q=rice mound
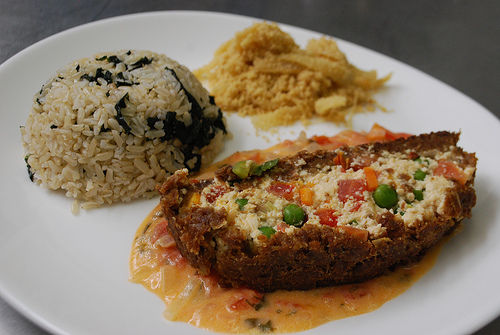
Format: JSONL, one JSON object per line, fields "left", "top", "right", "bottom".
{"left": 21, "top": 50, "right": 227, "bottom": 210}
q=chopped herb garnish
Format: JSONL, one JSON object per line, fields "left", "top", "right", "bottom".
{"left": 36, "top": 98, "right": 41, "bottom": 105}
{"left": 209, "top": 95, "right": 216, "bottom": 104}
{"left": 58, "top": 76, "right": 64, "bottom": 80}
{"left": 50, "top": 124, "right": 57, "bottom": 129}
{"left": 75, "top": 64, "right": 80, "bottom": 72}
{"left": 414, "top": 169, "right": 427, "bottom": 181}
{"left": 413, "top": 189, "right": 424, "bottom": 201}
{"left": 130, "top": 56, "right": 153, "bottom": 70}
{"left": 146, "top": 116, "right": 160, "bottom": 129}
{"left": 151, "top": 66, "right": 226, "bottom": 172}
{"left": 96, "top": 55, "right": 107, "bottom": 61}
{"left": 349, "top": 219, "right": 359, "bottom": 225}
{"left": 245, "top": 318, "right": 273, "bottom": 332}
{"left": 246, "top": 295, "right": 266, "bottom": 311}
{"left": 258, "top": 320, "right": 273, "bottom": 332}
{"left": 232, "top": 159, "right": 279, "bottom": 179}
{"left": 105, "top": 91, "right": 110, "bottom": 97}
{"left": 24, "top": 155, "right": 34, "bottom": 182}
{"left": 80, "top": 67, "right": 112, "bottom": 85}
{"left": 117, "top": 72, "right": 125, "bottom": 80}
{"left": 114, "top": 93, "right": 131, "bottom": 134}
{"left": 80, "top": 73, "right": 94, "bottom": 82}
{"left": 126, "top": 50, "right": 131, "bottom": 55}
{"left": 414, "top": 157, "right": 430, "bottom": 165}
{"left": 258, "top": 226, "right": 276, "bottom": 238}
{"left": 106, "top": 55, "right": 121, "bottom": 65}
{"left": 142, "top": 221, "right": 152, "bottom": 234}
{"left": 235, "top": 198, "right": 248, "bottom": 210}
{"left": 251, "top": 159, "right": 279, "bottom": 176}
{"left": 116, "top": 81, "right": 135, "bottom": 87}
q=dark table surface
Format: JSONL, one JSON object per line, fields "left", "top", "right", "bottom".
{"left": 0, "top": 1, "right": 498, "bottom": 334}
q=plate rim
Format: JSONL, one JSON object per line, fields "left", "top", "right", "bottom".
{"left": 0, "top": 9, "right": 499, "bottom": 335}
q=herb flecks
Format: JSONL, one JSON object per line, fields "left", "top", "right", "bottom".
{"left": 80, "top": 67, "right": 112, "bottom": 85}
{"left": 24, "top": 155, "right": 34, "bottom": 182}
{"left": 106, "top": 55, "right": 121, "bottom": 65}
{"left": 244, "top": 318, "right": 274, "bottom": 332}
{"left": 114, "top": 93, "right": 131, "bottom": 134}
{"left": 130, "top": 57, "right": 153, "bottom": 70}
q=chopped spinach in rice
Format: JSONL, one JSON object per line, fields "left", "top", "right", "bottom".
{"left": 21, "top": 50, "right": 228, "bottom": 211}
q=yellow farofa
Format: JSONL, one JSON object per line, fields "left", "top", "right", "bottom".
{"left": 195, "top": 23, "right": 390, "bottom": 130}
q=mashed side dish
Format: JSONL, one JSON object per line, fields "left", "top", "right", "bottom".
{"left": 195, "top": 22, "right": 390, "bottom": 130}
{"left": 21, "top": 50, "right": 227, "bottom": 211}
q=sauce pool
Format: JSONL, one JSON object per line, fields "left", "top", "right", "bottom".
{"left": 130, "top": 204, "right": 446, "bottom": 333}
{"left": 129, "top": 125, "right": 444, "bottom": 333}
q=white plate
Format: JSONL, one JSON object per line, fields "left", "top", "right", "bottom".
{"left": 0, "top": 10, "right": 499, "bottom": 335}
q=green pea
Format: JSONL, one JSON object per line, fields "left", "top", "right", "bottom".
{"left": 232, "top": 160, "right": 256, "bottom": 179}
{"left": 413, "top": 169, "right": 427, "bottom": 181}
{"left": 258, "top": 226, "right": 276, "bottom": 238}
{"left": 283, "top": 204, "right": 305, "bottom": 227}
{"left": 413, "top": 189, "right": 424, "bottom": 201}
{"left": 235, "top": 198, "right": 248, "bottom": 210}
{"left": 373, "top": 184, "right": 399, "bottom": 209}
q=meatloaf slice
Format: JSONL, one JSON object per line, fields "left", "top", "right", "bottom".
{"left": 158, "top": 132, "right": 477, "bottom": 292}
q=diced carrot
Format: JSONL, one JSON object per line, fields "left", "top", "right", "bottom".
{"left": 338, "top": 226, "right": 369, "bottom": 241}
{"left": 299, "top": 187, "right": 314, "bottom": 206}
{"left": 363, "top": 167, "right": 378, "bottom": 191}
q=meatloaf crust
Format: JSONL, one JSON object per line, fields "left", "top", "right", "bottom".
{"left": 159, "top": 132, "right": 477, "bottom": 292}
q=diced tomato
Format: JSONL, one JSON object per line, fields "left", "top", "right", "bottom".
{"left": 337, "top": 179, "right": 367, "bottom": 203}
{"left": 205, "top": 185, "right": 228, "bottom": 203}
{"left": 160, "top": 246, "right": 186, "bottom": 267}
{"left": 366, "top": 123, "right": 412, "bottom": 142}
{"left": 334, "top": 130, "right": 370, "bottom": 146}
{"left": 315, "top": 208, "right": 338, "bottom": 227}
{"left": 267, "top": 182, "right": 295, "bottom": 200}
{"left": 228, "top": 289, "right": 264, "bottom": 311}
{"left": 434, "top": 160, "right": 468, "bottom": 185}
{"left": 312, "top": 135, "right": 332, "bottom": 145}
{"left": 151, "top": 219, "right": 169, "bottom": 244}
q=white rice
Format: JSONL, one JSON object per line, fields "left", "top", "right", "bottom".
{"left": 21, "top": 50, "right": 227, "bottom": 211}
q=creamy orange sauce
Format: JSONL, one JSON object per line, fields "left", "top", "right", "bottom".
{"left": 129, "top": 125, "right": 443, "bottom": 333}
{"left": 130, "top": 204, "right": 446, "bottom": 333}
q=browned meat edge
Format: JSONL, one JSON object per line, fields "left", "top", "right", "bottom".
{"left": 158, "top": 132, "right": 477, "bottom": 292}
